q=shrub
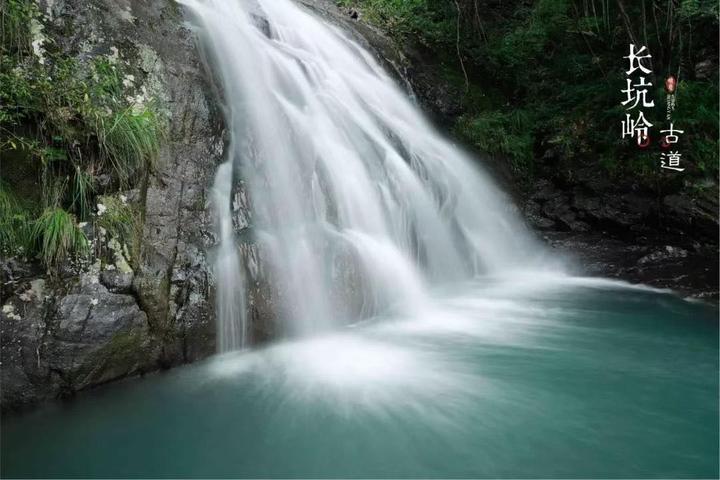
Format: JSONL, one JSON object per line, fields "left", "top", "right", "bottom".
{"left": 673, "top": 80, "right": 719, "bottom": 177}
{"left": 0, "top": 0, "right": 35, "bottom": 56}
{"left": 456, "top": 109, "right": 533, "bottom": 175}
{"left": 1, "top": 0, "right": 168, "bottom": 274}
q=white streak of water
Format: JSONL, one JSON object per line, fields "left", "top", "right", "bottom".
{"left": 183, "top": 0, "right": 561, "bottom": 350}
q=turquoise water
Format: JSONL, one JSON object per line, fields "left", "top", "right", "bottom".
{"left": 2, "top": 278, "right": 718, "bottom": 478}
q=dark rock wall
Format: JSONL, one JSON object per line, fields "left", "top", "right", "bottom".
{"left": 2, "top": 0, "right": 228, "bottom": 410}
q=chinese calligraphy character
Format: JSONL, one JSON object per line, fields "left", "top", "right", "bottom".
{"left": 624, "top": 44, "right": 652, "bottom": 75}
{"left": 621, "top": 77, "right": 655, "bottom": 109}
{"left": 660, "top": 123, "right": 684, "bottom": 144}
{"left": 660, "top": 151, "right": 684, "bottom": 172}
{"left": 622, "top": 112, "right": 653, "bottom": 143}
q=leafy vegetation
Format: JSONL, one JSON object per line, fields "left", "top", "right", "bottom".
{"left": 72, "top": 165, "right": 95, "bottom": 221}
{"left": 0, "top": 0, "right": 35, "bottom": 56}
{"left": 32, "top": 207, "right": 89, "bottom": 271}
{"left": 456, "top": 109, "right": 533, "bottom": 175}
{"left": 341, "top": 0, "right": 718, "bottom": 187}
{"left": 98, "top": 105, "right": 164, "bottom": 183}
{"left": 0, "top": 182, "right": 34, "bottom": 256}
{"left": 1, "top": 0, "right": 166, "bottom": 273}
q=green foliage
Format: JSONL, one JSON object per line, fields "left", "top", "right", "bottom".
{"left": 0, "top": 0, "right": 36, "bottom": 56}
{"left": 347, "top": 0, "right": 719, "bottom": 189}
{"left": 0, "top": 1, "right": 166, "bottom": 272}
{"left": 456, "top": 110, "right": 533, "bottom": 175}
{"left": 677, "top": 0, "right": 718, "bottom": 21}
{"left": 43, "top": 174, "right": 68, "bottom": 209}
{"left": 90, "top": 57, "right": 123, "bottom": 102}
{"left": 32, "top": 207, "right": 89, "bottom": 271}
{"left": 488, "top": 0, "right": 571, "bottom": 74}
{"left": 0, "top": 183, "right": 34, "bottom": 256}
{"left": 97, "top": 105, "right": 164, "bottom": 183}
{"left": 673, "top": 80, "right": 719, "bottom": 176}
{"left": 338, "top": 0, "right": 456, "bottom": 46}
{"left": 72, "top": 166, "right": 95, "bottom": 221}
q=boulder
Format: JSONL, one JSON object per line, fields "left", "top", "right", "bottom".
{"left": 1, "top": 277, "right": 158, "bottom": 409}
{"left": 47, "top": 282, "right": 157, "bottom": 392}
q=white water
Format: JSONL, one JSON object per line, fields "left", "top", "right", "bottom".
{"left": 184, "top": 0, "right": 559, "bottom": 350}
{"left": 212, "top": 161, "right": 247, "bottom": 350}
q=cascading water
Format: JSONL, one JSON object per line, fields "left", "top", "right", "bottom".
{"left": 186, "top": 0, "right": 555, "bottom": 349}
{"left": 212, "top": 160, "right": 247, "bottom": 351}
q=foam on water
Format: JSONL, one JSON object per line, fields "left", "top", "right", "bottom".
{"left": 201, "top": 273, "right": 668, "bottom": 416}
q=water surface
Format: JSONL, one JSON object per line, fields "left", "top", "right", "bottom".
{"left": 3, "top": 279, "right": 717, "bottom": 478}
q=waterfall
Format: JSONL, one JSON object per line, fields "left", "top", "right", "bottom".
{"left": 184, "top": 0, "right": 554, "bottom": 350}
{"left": 212, "top": 160, "right": 247, "bottom": 351}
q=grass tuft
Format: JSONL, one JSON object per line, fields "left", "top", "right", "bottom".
{"left": 32, "top": 207, "right": 89, "bottom": 271}
{"left": 97, "top": 105, "right": 165, "bottom": 183}
{"left": 72, "top": 165, "right": 95, "bottom": 221}
{"left": 0, "top": 183, "right": 34, "bottom": 256}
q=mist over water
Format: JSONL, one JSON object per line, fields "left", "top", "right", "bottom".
{"left": 187, "top": 0, "right": 556, "bottom": 348}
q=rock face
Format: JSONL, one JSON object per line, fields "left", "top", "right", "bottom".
{"left": 2, "top": 276, "right": 158, "bottom": 406}
{"left": 1, "top": 0, "right": 228, "bottom": 410}
{"left": 1, "top": 0, "right": 464, "bottom": 411}
{"left": 523, "top": 167, "right": 719, "bottom": 298}
{"left": 1, "top": 0, "right": 378, "bottom": 411}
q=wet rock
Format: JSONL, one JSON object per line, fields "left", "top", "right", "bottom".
{"left": 637, "top": 245, "right": 689, "bottom": 265}
{"left": 527, "top": 214, "right": 557, "bottom": 230}
{"left": 231, "top": 182, "right": 252, "bottom": 234}
{"left": 545, "top": 232, "right": 718, "bottom": 300}
{"left": 541, "top": 195, "right": 590, "bottom": 231}
{"left": 407, "top": 66, "right": 464, "bottom": 120}
{"left": 99, "top": 270, "right": 134, "bottom": 293}
{"left": 531, "top": 179, "right": 562, "bottom": 202}
{"left": 2, "top": 0, "right": 236, "bottom": 410}
{"left": 1, "top": 276, "right": 162, "bottom": 409}
{"left": 0, "top": 294, "right": 50, "bottom": 407}
{"left": 524, "top": 200, "right": 557, "bottom": 230}
{"left": 47, "top": 283, "right": 157, "bottom": 392}
{"left": 663, "top": 193, "right": 718, "bottom": 242}
{"left": 250, "top": 13, "right": 272, "bottom": 38}
{"left": 573, "top": 194, "right": 642, "bottom": 228}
